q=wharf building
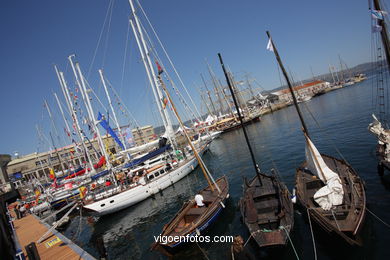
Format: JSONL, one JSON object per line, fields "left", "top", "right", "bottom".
{"left": 268, "top": 80, "right": 330, "bottom": 103}
{"left": 131, "top": 125, "right": 157, "bottom": 146}
{"left": 6, "top": 136, "right": 117, "bottom": 188}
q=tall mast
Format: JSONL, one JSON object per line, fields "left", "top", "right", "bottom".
{"left": 157, "top": 73, "right": 220, "bottom": 193}
{"left": 99, "top": 69, "right": 130, "bottom": 159}
{"left": 266, "top": 31, "right": 310, "bottom": 136}
{"left": 71, "top": 58, "right": 112, "bottom": 170}
{"left": 329, "top": 65, "right": 336, "bottom": 85}
{"left": 197, "top": 88, "right": 212, "bottom": 116}
{"left": 207, "top": 63, "right": 225, "bottom": 115}
{"left": 218, "top": 53, "right": 262, "bottom": 185}
{"left": 373, "top": 0, "right": 390, "bottom": 69}
{"left": 53, "top": 92, "right": 71, "bottom": 138}
{"left": 128, "top": 0, "right": 175, "bottom": 146}
{"left": 200, "top": 73, "right": 217, "bottom": 116}
{"left": 55, "top": 67, "right": 95, "bottom": 173}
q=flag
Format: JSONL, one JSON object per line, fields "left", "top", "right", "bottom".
{"left": 162, "top": 96, "right": 168, "bottom": 109}
{"left": 156, "top": 61, "right": 164, "bottom": 75}
{"left": 371, "top": 9, "right": 385, "bottom": 20}
{"left": 79, "top": 186, "right": 87, "bottom": 199}
{"left": 266, "top": 38, "right": 274, "bottom": 52}
{"left": 49, "top": 168, "right": 55, "bottom": 179}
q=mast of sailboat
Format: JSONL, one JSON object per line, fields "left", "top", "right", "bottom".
{"left": 266, "top": 31, "right": 310, "bottom": 137}
{"left": 329, "top": 65, "right": 336, "bottom": 85}
{"left": 373, "top": 0, "right": 390, "bottom": 70}
{"left": 200, "top": 73, "right": 217, "bottom": 116}
{"left": 157, "top": 72, "right": 220, "bottom": 193}
{"left": 54, "top": 66, "right": 96, "bottom": 173}
{"left": 99, "top": 69, "right": 130, "bottom": 160}
{"left": 338, "top": 54, "right": 345, "bottom": 83}
{"left": 207, "top": 61, "right": 225, "bottom": 115}
{"left": 218, "top": 53, "right": 262, "bottom": 186}
{"left": 197, "top": 87, "right": 212, "bottom": 116}
{"left": 71, "top": 58, "right": 113, "bottom": 170}
{"left": 128, "top": 0, "right": 176, "bottom": 150}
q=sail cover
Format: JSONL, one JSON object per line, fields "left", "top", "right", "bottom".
{"left": 305, "top": 135, "right": 344, "bottom": 210}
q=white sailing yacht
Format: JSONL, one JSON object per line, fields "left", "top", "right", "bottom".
{"left": 81, "top": 0, "right": 209, "bottom": 215}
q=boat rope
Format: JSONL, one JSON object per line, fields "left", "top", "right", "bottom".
{"left": 195, "top": 241, "right": 210, "bottom": 260}
{"left": 367, "top": 207, "right": 390, "bottom": 229}
{"left": 87, "top": 0, "right": 114, "bottom": 79}
{"left": 280, "top": 226, "right": 300, "bottom": 260}
{"left": 331, "top": 210, "right": 341, "bottom": 231}
{"left": 306, "top": 208, "right": 318, "bottom": 260}
{"left": 243, "top": 229, "right": 263, "bottom": 247}
{"left": 136, "top": 0, "right": 203, "bottom": 122}
{"left": 303, "top": 102, "right": 348, "bottom": 162}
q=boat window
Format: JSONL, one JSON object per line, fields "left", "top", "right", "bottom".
{"left": 160, "top": 169, "right": 165, "bottom": 175}
{"left": 155, "top": 172, "right": 160, "bottom": 177}
{"left": 148, "top": 175, "right": 154, "bottom": 180}
{"left": 100, "top": 204, "right": 105, "bottom": 207}
{"left": 110, "top": 200, "right": 114, "bottom": 203}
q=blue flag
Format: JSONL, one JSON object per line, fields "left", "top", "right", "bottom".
{"left": 97, "top": 112, "right": 125, "bottom": 150}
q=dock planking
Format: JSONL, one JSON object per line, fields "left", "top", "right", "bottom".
{"left": 13, "top": 214, "right": 93, "bottom": 260}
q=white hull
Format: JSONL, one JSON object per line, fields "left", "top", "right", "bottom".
{"left": 83, "top": 155, "right": 200, "bottom": 216}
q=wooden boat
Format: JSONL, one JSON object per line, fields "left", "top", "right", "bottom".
{"left": 218, "top": 53, "right": 294, "bottom": 248}
{"left": 152, "top": 176, "right": 229, "bottom": 254}
{"left": 151, "top": 51, "right": 229, "bottom": 255}
{"left": 240, "top": 174, "right": 294, "bottom": 247}
{"left": 296, "top": 154, "right": 366, "bottom": 245}
{"left": 266, "top": 31, "right": 366, "bottom": 246}
{"left": 368, "top": 0, "right": 390, "bottom": 175}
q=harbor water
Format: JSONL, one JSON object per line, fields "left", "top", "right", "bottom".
{"left": 63, "top": 76, "right": 390, "bottom": 259}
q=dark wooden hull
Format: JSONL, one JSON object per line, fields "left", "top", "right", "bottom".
{"left": 295, "top": 154, "right": 366, "bottom": 246}
{"left": 220, "top": 116, "right": 261, "bottom": 133}
{"left": 376, "top": 143, "right": 390, "bottom": 172}
{"left": 240, "top": 174, "right": 294, "bottom": 248}
{"left": 152, "top": 176, "right": 229, "bottom": 255}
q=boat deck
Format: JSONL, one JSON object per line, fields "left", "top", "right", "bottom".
{"left": 12, "top": 213, "right": 94, "bottom": 260}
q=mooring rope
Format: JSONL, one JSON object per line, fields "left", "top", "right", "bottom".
{"left": 367, "top": 207, "right": 390, "bottom": 229}
{"left": 195, "top": 241, "right": 210, "bottom": 260}
{"left": 307, "top": 209, "right": 318, "bottom": 260}
{"left": 280, "top": 226, "right": 300, "bottom": 260}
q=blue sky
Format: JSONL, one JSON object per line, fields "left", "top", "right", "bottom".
{"left": 0, "top": 0, "right": 373, "bottom": 156}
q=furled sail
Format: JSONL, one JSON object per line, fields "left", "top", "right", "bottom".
{"left": 369, "top": 114, "right": 390, "bottom": 161}
{"left": 305, "top": 135, "right": 344, "bottom": 210}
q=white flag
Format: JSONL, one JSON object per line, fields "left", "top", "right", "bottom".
{"left": 266, "top": 38, "right": 274, "bottom": 52}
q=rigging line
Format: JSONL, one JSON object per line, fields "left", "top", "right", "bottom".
{"left": 195, "top": 241, "right": 210, "bottom": 260}
{"left": 105, "top": 77, "right": 140, "bottom": 127}
{"left": 281, "top": 226, "right": 300, "bottom": 260}
{"left": 306, "top": 209, "right": 318, "bottom": 260}
{"left": 367, "top": 207, "right": 390, "bottom": 229}
{"left": 120, "top": 18, "right": 131, "bottom": 94}
{"left": 138, "top": 22, "right": 197, "bottom": 125}
{"left": 83, "top": 77, "right": 109, "bottom": 114}
{"left": 302, "top": 101, "right": 348, "bottom": 162}
{"left": 87, "top": 0, "right": 114, "bottom": 79}
{"left": 136, "top": 0, "right": 203, "bottom": 121}
{"left": 101, "top": 0, "right": 115, "bottom": 69}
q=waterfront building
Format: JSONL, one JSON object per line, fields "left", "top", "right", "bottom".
{"left": 269, "top": 80, "right": 330, "bottom": 102}
{"left": 6, "top": 135, "right": 117, "bottom": 187}
{"left": 131, "top": 125, "right": 157, "bottom": 146}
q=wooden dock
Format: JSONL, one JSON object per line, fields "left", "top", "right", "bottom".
{"left": 12, "top": 213, "right": 95, "bottom": 260}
